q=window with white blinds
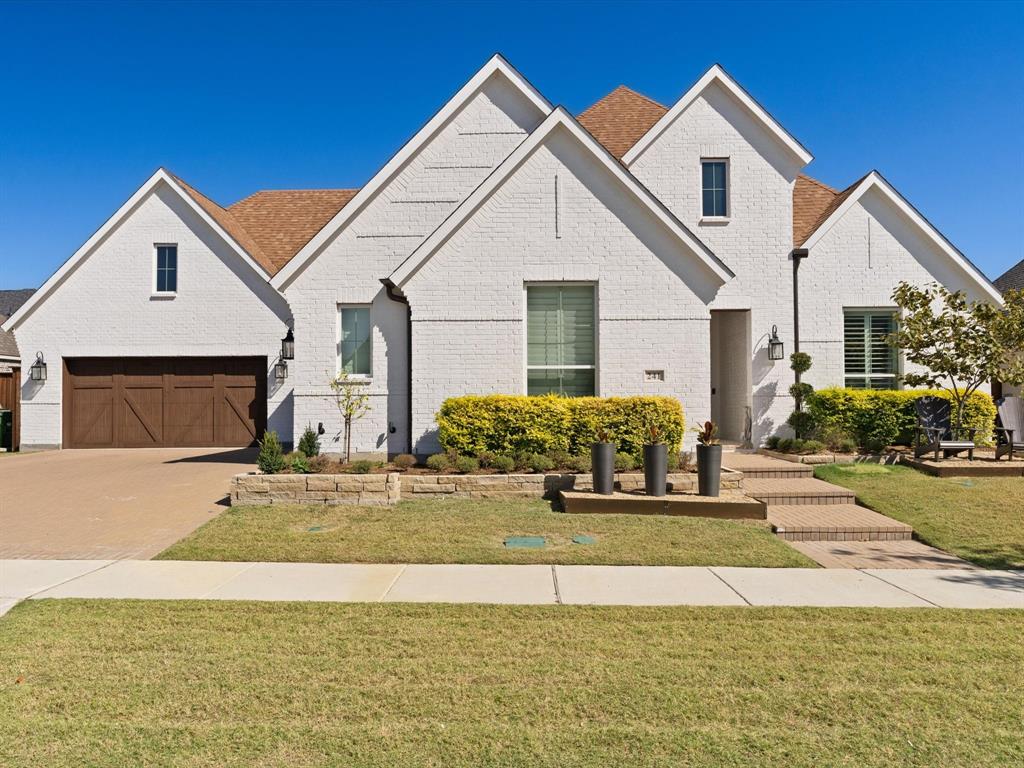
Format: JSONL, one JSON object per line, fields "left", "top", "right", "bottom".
{"left": 526, "top": 285, "right": 596, "bottom": 397}
{"left": 844, "top": 310, "right": 898, "bottom": 389}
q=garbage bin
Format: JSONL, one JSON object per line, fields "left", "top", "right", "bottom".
{"left": 0, "top": 409, "right": 11, "bottom": 452}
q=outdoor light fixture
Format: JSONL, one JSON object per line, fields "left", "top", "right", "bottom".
{"left": 768, "top": 325, "right": 785, "bottom": 361}
{"left": 281, "top": 328, "right": 295, "bottom": 360}
{"left": 274, "top": 358, "right": 288, "bottom": 380}
{"left": 30, "top": 352, "right": 47, "bottom": 382}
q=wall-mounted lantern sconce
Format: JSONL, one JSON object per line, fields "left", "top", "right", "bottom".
{"left": 768, "top": 325, "right": 785, "bottom": 361}
{"left": 30, "top": 352, "right": 47, "bottom": 382}
{"left": 281, "top": 328, "right": 295, "bottom": 361}
{"left": 317, "top": 422, "right": 325, "bottom": 436}
{"left": 274, "top": 358, "right": 288, "bottom": 380}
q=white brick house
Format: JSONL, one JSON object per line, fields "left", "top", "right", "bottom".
{"left": 3, "top": 56, "right": 1003, "bottom": 453}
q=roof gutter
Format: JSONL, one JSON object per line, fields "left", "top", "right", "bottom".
{"left": 791, "top": 247, "right": 809, "bottom": 381}
{"left": 380, "top": 279, "right": 413, "bottom": 455}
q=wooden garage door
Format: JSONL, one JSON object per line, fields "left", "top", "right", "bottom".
{"left": 64, "top": 357, "right": 266, "bottom": 448}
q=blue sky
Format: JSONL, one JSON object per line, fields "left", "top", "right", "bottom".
{"left": 1, "top": 0, "right": 1021, "bottom": 289}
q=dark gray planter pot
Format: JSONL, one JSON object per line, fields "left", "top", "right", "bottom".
{"left": 591, "top": 442, "right": 615, "bottom": 495}
{"left": 696, "top": 444, "right": 722, "bottom": 497}
{"left": 643, "top": 444, "right": 668, "bottom": 497}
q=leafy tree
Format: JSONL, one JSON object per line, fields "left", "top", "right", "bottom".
{"left": 890, "top": 282, "right": 1024, "bottom": 434}
{"left": 329, "top": 373, "right": 372, "bottom": 463}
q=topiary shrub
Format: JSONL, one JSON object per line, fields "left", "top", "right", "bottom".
{"left": 393, "top": 453, "right": 416, "bottom": 471}
{"left": 614, "top": 452, "right": 637, "bottom": 472}
{"left": 297, "top": 424, "right": 321, "bottom": 458}
{"left": 257, "top": 430, "right": 286, "bottom": 474}
{"left": 425, "top": 453, "right": 452, "bottom": 472}
{"left": 455, "top": 456, "right": 479, "bottom": 474}
{"left": 806, "top": 388, "right": 995, "bottom": 450}
{"left": 492, "top": 455, "right": 516, "bottom": 473}
{"left": 435, "top": 395, "right": 684, "bottom": 462}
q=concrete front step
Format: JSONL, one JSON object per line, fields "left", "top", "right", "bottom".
{"left": 722, "top": 452, "right": 813, "bottom": 479}
{"left": 768, "top": 504, "right": 913, "bottom": 542}
{"left": 743, "top": 477, "right": 856, "bottom": 506}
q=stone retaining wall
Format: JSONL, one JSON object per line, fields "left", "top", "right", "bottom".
{"left": 231, "top": 469, "right": 743, "bottom": 506}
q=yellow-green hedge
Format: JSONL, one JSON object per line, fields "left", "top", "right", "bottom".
{"left": 806, "top": 388, "right": 996, "bottom": 449}
{"left": 436, "top": 395, "right": 685, "bottom": 459}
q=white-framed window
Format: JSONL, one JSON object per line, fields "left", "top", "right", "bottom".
{"left": 701, "top": 159, "right": 728, "bottom": 218}
{"left": 844, "top": 309, "right": 899, "bottom": 389}
{"left": 526, "top": 284, "right": 596, "bottom": 397}
{"left": 338, "top": 306, "right": 372, "bottom": 377}
{"left": 154, "top": 244, "right": 178, "bottom": 294}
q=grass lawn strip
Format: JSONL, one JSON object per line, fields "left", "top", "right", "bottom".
{"left": 157, "top": 497, "right": 812, "bottom": 567}
{"left": 1, "top": 600, "right": 1022, "bottom": 767}
{"left": 816, "top": 464, "right": 1024, "bottom": 569}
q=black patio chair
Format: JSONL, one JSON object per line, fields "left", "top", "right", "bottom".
{"left": 913, "top": 396, "right": 976, "bottom": 461}
{"left": 995, "top": 396, "right": 1024, "bottom": 461}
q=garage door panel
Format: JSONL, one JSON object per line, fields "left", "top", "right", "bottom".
{"left": 65, "top": 357, "right": 265, "bottom": 448}
{"left": 70, "top": 387, "right": 114, "bottom": 447}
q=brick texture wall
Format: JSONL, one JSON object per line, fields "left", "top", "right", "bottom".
{"left": 13, "top": 183, "right": 293, "bottom": 449}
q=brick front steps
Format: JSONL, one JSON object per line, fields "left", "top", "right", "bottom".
{"left": 742, "top": 477, "right": 856, "bottom": 506}
{"left": 768, "top": 504, "right": 913, "bottom": 542}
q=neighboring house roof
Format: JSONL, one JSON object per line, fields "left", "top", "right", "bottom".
{"left": 388, "top": 107, "right": 733, "bottom": 289}
{"left": 0, "top": 315, "right": 19, "bottom": 360}
{"left": 798, "top": 170, "right": 1003, "bottom": 304}
{"left": 577, "top": 85, "right": 667, "bottom": 159}
{"left": 621, "top": 64, "right": 813, "bottom": 167}
{"left": 994, "top": 259, "right": 1024, "bottom": 294}
{"left": 0, "top": 289, "right": 35, "bottom": 318}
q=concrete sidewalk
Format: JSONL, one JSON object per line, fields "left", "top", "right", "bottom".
{"left": 3, "top": 560, "right": 1022, "bottom": 613}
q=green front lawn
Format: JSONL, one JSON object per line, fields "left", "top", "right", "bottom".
{"left": 157, "top": 497, "right": 812, "bottom": 567}
{"left": 2, "top": 600, "right": 1022, "bottom": 767}
{"left": 815, "top": 464, "right": 1024, "bottom": 569}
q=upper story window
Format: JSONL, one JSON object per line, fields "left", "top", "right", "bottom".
{"left": 844, "top": 310, "right": 899, "bottom": 389}
{"left": 155, "top": 244, "right": 177, "bottom": 294}
{"left": 701, "top": 159, "right": 728, "bottom": 218}
{"left": 339, "top": 306, "right": 372, "bottom": 377}
{"left": 526, "top": 284, "right": 596, "bottom": 397}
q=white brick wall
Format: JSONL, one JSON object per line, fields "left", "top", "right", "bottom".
{"left": 628, "top": 81, "right": 804, "bottom": 444}
{"left": 802, "top": 188, "right": 994, "bottom": 395}
{"left": 284, "top": 72, "right": 545, "bottom": 457}
{"left": 13, "top": 182, "right": 293, "bottom": 448}
{"left": 402, "top": 126, "right": 718, "bottom": 453}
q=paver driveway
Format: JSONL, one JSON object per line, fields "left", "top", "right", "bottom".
{"left": 0, "top": 448, "right": 255, "bottom": 559}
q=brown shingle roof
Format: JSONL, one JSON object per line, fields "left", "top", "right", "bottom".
{"left": 167, "top": 172, "right": 358, "bottom": 276}
{"left": 793, "top": 173, "right": 870, "bottom": 247}
{"left": 0, "top": 315, "right": 18, "bottom": 359}
{"left": 578, "top": 85, "right": 667, "bottom": 159}
{"left": 228, "top": 189, "right": 359, "bottom": 273}
{"left": 994, "top": 259, "right": 1024, "bottom": 294}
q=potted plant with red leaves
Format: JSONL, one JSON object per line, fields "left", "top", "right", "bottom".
{"left": 693, "top": 420, "right": 722, "bottom": 497}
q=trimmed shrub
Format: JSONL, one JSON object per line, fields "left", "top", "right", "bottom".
{"left": 257, "top": 430, "right": 286, "bottom": 474}
{"left": 477, "top": 451, "right": 496, "bottom": 469}
{"left": 765, "top": 435, "right": 781, "bottom": 450}
{"left": 568, "top": 454, "right": 591, "bottom": 473}
{"left": 425, "top": 454, "right": 452, "bottom": 472}
{"left": 806, "top": 388, "right": 996, "bottom": 449}
{"left": 436, "top": 395, "right": 685, "bottom": 461}
{"left": 526, "top": 453, "right": 554, "bottom": 473}
{"left": 393, "top": 453, "right": 416, "bottom": 471}
{"left": 614, "top": 452, "right": 637, "bottom": 472}
{"left": 455, "top": 456, "right": 479, "bottom": 474}
{"left": 777, "top": 438, "right": 795, "bottom": 453}
{"left": 492, "top": 455, "right": 516, "bottom": 473}
{"left": 349, "top": 460, "right": 376, "bottom": 474}
{"left": 547, "top": 448, "right": 570, "bottom": 469}
{"left": 801, "top": 440, "right": 826, "bottom": 454}
{"left": 297, "top": 425, "right": 321, "bottom": 458}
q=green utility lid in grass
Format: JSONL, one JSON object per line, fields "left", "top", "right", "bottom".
{"left": 572, "top": 535, "right": 597, "bottom": 545}
{"left": 504, "top": 536, "right": 546, "bottom": 549}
